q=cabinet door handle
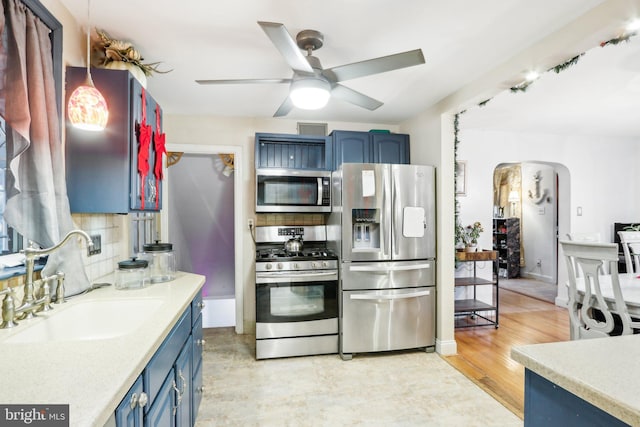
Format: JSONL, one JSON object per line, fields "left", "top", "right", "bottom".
{"left": 138, "top": 392, "right": 148, "bottom": 408}
{"left": 172, "top": 380, "right": 181, "bottom": 416}
{"left": 196, "top": 386, "right": 205, "bottom": 395}
{"left": 129, "top": 393, "right": 138, "bottom": 410}
{"left": 196, "top": 339, "right": 206, "bottom": 347}
{"left": 178, "top": 369, "right": 187, "bottom": 397}
{"left": 197, "top": 301, "right": 205, "bottom": 310}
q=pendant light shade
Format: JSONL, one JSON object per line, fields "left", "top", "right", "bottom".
{"left": 289, "top": 77, "right": 331, "bottom": 110}
{"left": 67, "top": 79, "right": 108, "bottom": 131}
{"left": 67, "top": 0, "right": 108, "bottom": 131}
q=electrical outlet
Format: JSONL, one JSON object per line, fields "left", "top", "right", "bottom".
{"left": 536, "top": 259, "right": 542, "bottom": 267}
{"left": 248, "top": 219, "right": 254, "bottom": 230}
{"left": 88, "top": 234, "right": 102, "bottom": 256}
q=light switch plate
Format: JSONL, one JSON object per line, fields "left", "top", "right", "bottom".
{"left": 88, "top": 234, "right": 101, "bottom": 256}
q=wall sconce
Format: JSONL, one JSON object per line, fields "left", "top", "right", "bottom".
{"left": 508, "top": 190, "right": 520, "bottom": 217}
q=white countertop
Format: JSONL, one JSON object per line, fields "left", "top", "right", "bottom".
{"left": 512, "top": 335, "right": 640, "bottom": 425}
{"left": 0, "top": 271, "right": 205, "bottom": 427}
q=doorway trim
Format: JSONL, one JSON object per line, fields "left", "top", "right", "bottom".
{"left": 161, "top": 143, "right": 244, "bottom": 334}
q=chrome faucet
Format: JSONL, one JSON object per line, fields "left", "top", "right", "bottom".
{"left": 0, "top": 230, "right": 93, "bottom": 327}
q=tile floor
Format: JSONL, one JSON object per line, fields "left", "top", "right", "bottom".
{"left": 195, "top": 328, "right": 522, "bottom": 426}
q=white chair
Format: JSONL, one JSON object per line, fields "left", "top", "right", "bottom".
{"left": 617, "top": 231, "right": 640, "bottom": 274}
{"left": 566, "top": 232, "right": 604, "bottom": 275}
{"left": 566, "top": 232, "right": 602, "bottom": 243}
{"left": 560, "top": 240, "right": 639, "bottom": 340}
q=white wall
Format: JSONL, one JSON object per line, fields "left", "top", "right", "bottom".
{"left": 457, "top": 127, "right": 640, "bottom": 301}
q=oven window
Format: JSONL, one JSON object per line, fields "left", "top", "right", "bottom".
{"left": 270, "top": 285, "right": 324, "bottom": 317}
{"left": 256, "top": 280, "right": 338, "bottom": 323}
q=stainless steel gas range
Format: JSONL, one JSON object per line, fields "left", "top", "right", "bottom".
{"left": 254, "top": 225, "right": 338, "bottom": 359}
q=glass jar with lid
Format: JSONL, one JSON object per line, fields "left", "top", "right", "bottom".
{"left": 139, "top": 241, "right": 176, "bottom": 283}
{"left": 115, "top": 257, "right": 149, "bottom": 290}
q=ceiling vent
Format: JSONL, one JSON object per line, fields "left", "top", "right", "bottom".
{"left": 297, "top": 122, "right": 327, "bottom": 136}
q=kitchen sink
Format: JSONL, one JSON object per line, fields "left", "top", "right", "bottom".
{"left": 3, "top": 298, "right": 165, "bottom": 343}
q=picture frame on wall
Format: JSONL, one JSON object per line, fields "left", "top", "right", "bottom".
{"left": 455, "top": 161, "right": 467, "bottom": 196}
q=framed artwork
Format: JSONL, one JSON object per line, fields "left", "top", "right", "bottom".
{"left": 455, "top": 161, "right": 467, "bottom": 196}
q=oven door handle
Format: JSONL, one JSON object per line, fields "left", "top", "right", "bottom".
{"left": 350, "top": 290, "right": 431, "bottom": 300}
{"left": 349, "top": 263, "right": 431, "bottom": 272}
{"left": 256, "top": 271, "right": 338, "bottom": 283}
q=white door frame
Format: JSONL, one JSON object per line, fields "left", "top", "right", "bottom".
{"left": 161, "top": 143, "right": 244, "bottom": 334}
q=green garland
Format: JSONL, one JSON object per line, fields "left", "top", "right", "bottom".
{"left": 600, "top": 32, "right": 636, "bottom": 47}
{"left": 549, "top": 53, "right": 584, "bottom": 74}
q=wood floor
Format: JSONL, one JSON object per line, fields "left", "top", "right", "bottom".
{"left": 444, "top": 288, "right": 570, "bottom": 419}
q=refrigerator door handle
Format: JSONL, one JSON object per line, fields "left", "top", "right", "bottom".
{"left": 393, "top": 167, "right": 401, "bottom": 257}
{"left": 350, "top": 290, "right": 431, "bottom": 300}
{"left": 382, "top": 167, "right": 391, "bottom": 257}
{"left": 349, "top": 263, "right": 431, "bottom": 272}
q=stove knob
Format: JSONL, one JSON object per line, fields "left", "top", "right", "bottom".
{"left": 265, "top": 264, "right": 273, "bottom": 270}
{"left": 277, "top": 263, "right": 283, "bottom": 270}
{"left": 323, "top": 261, "right": 328, "bottom": 268}
{"left": 293, "top": 263, "right": 299, "bottom": 269}
{"left": 311, "top": 262, "right": 317, "bottom": 269}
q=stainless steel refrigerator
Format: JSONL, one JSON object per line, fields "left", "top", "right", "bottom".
{"left": 328, "top": 163, "right": 436, "bottom": 359}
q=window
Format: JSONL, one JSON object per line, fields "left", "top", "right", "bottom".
{"left": 0, "top": 0, "right": 62, "bottom": 254}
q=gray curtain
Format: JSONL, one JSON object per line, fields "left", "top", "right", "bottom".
{"left": 0, "top": 0, "right": 89, "bottom": 295}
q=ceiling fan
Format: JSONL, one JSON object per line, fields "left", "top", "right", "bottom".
{"left": 196, "top": 21, "right": 426, "bottom": 117}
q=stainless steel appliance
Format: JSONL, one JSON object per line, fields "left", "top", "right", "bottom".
{"left": 328, "top": 163, "right": 436, "bottom": 359}
{"left": 255, "top": 225, "right": 338, "bottom": 359}
{"left": 256, "top": 169, "right": 331, "bottom": 213}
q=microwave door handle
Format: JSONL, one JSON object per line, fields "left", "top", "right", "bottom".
{"left": 317, "top": 177, "right": 323, "bottom": 206}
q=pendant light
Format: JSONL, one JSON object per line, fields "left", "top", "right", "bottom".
{"left": 67, "top": 0, "right": 108, "bottom": 131}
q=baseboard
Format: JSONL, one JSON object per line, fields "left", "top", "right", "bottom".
{"left": 436, "top": 338, "right": 457, "bottom": 355}
{"left": 555, "top": 296, "right": 568, "bottom": 307}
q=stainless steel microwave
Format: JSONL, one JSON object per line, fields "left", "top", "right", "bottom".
{"left": 256, "top": 169, "right": 331, "bottom": 213}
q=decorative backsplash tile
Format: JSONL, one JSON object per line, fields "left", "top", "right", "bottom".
{"left": 256, "top": 214, "right": 325, "bottom": 226}
{"left": 73, "top": 213, "right": 125, "bottom": 283}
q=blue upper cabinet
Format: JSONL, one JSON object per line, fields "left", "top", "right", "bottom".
{"left": 332, "top": 130, "right": 410, "bottom": 170}
{"left": 255, "top": 133, "right": 331, "bottom": 170}
{"left": 65, "top": 66, "right": 163, "bottom": 213}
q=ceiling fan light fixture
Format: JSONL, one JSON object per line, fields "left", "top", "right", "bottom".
{"left": 290, "top": 77, "right": 331, "bottom": 110}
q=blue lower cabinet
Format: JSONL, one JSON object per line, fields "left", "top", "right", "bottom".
{"left": 115, "top": 376, "right": 144, "bottom": 427}
{"left": 524, "top": 370, "right": 629, "bottom": 427}
{"left": 175, "top": 336, "right": 193, "bottom": 427}
{"left": 145, "top": 368, "right": 176, "bottom": 427}
{"left": 115, "top": 293, "right": 203, "bottom": 427}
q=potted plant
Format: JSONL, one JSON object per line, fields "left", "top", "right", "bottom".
{"left": 456, "top": 221, "right": 483, "bottom": 252}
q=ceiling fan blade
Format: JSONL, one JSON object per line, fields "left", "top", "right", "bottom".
{"left": 323, "top": 49, "right": 425, "bottom": 82}
{"left": 258, "top": 21, "right": 314, "bottom": 74}
{"left": 273, "top": 96, "right": 294, "bottom": 117}
{"left": 196, "top": 78, "right": 292, "bottom": 85}
{"left": 331, "top": 84, "right": 383, "bottom": 111}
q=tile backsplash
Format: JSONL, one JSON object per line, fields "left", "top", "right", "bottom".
{"left": 73, "top": 213, "right": 127, "bottom": 283}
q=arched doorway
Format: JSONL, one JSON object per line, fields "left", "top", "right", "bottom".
{"left": 493, "top": 161, "right": 571, "bottom": 305}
